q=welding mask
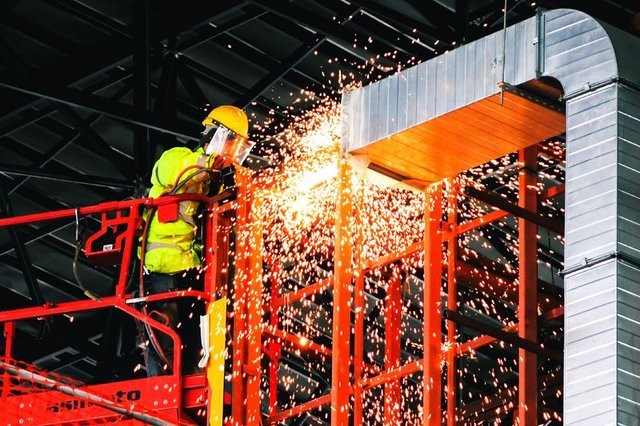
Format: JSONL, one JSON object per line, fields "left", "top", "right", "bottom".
{"left": 202, "top": 124, "right": 254, "bottom": 165}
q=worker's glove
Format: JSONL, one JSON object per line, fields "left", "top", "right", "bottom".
{"left": 211, "top": 154, "right": 227, "bottom": 170}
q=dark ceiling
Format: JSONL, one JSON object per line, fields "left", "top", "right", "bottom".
{"left": 0, "top": 0, "right": 639, "bottom": 423}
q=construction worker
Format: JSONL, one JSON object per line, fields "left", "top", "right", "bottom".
{"left": 139, "top": 105, "right": 252, "bottom": 376}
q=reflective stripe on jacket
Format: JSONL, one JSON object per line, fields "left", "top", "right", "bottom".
{"left": 141, "top": 146, "right": 215, "bottom": 274}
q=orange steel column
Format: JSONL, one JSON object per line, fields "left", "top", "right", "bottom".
{"left": 205, "top": 195, "right": 234, "bottom": 300}
{"left": 246, "top": 192, "right": 263, "bottom": 424}
{"left": 353, "top": 273, "right": 365, "bottom": 425}
{"left": 423, "top": 182, "right": 443, "bottom": 425}
{"left": 353, "top": 179, "right": 365, "bottom": 426}
{"left": 445, "top": 180, "right": 458, "bottom": 426}
{"left": 517, "top": 146, "right": 538, "bottom": 425}
{"left": 230, "top": 169, "right": 256, "bottom": 425}
{"left": 331, "top": 159, "right": 353, "bottom": 425}
{"left": 267, "top": 260, "right": 283, "bottom": 417}
{"left": 384, "top": 267, "right": 402, "bottom": 424}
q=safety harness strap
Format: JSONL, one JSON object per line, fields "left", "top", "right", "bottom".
{"left": 177, "top": 202, "right": 195, "bottom": 226}
{"left": 145, "top": 241, "right": 185, "bottom": 252}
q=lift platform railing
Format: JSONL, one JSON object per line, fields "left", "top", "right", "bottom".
{"left": 0, "top": 192, "right": 232, "bottom": 425}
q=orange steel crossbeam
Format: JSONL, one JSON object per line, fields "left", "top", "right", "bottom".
{"left": 257, "top": 167, "right": 564, "bottom": 424}
{"left": 268, "top": 394, "right": 332, "bottom": 424}
{"left": 262, "top": 326, "right": 332, "bottom": 358}
{"left": 517, "top": 146, "right": 539, "bottom": 425}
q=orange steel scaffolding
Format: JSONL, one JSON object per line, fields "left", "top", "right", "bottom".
{"left": 0, "top": 147, "right": 563, "bottom": 424}
{"left": 259, "top": 146, "right": 564, "bottom": 424}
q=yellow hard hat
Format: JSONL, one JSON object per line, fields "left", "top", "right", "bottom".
{"left": 202, "top": 105, "right": 249, "bottom": 139}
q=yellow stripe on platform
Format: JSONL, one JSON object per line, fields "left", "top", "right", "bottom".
{"left": 207, "top": 297, "right": 227, "bottom": 426}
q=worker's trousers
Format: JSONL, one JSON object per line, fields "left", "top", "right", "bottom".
{"left": 143, "top": 271, "right": 203, "bottom": 376}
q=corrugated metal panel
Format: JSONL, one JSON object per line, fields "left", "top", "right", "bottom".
{"left": 341, "top": 18, "right": 536, "bottom": 152}
{"left": 541, "top": 9, "right": 617, "bottom": 95}
{"left": 617, "top": 85, "right": 640, "bottom": 259}
{"left": 616, "top": 268, "right": 640, "bottom": 424}
{"left": 615, "top": 84, "right": 640, "bottom": 425}
{"left": 564, "top": 86, "right": 618, "bottom": 266}
{"left": 562, "top": 259, "right": 618, "bottom": 424}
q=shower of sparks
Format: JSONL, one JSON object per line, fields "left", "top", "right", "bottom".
{"left": 246, "top": 97, "right": 565, "bottom": 424}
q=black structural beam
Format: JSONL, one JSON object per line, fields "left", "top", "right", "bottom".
{"left": 177, "top": 61, "right": 209, "bottom": 108}
{"left": 444, "top": 309, "right": 562, "bottom": 361}
{"left": 2, "top": 11, "right": 83, "bottom": 57}
{"left": 0, "top": 254, "right": 88, "bottom": 301}
{"left": 405, "top": 0, "right": 457, "bottom": 38}
{"left": 0, "top": 0, "right": 243, "bottom": 127}
{"left": 455, "top": 0, "right": 470, "bottom": 43}
{"left": 245, "top": 0, "right": 397, "bottom": 67}
{"left": 234, "top": 35, "right": 326, "bottom": 109}
{"left": 56, "top": 104, "right": 133, "bottom": 179}
{"left": 176, "top": 4, "right": 267, "bottom": 53}
{"left": 180, "top": 56, "right": 286, "bottom": 119}
{"left": 347, "top": 0, "right": 453, "bottom": 48}
{"left": 465, "top": 185, "right": 564, "bottom": 235}
{"left": 7, "top": 81, "right": 135, "bottom": 197}
{"left": 0, "top": 219, "right": 78, "bottom": 257}
{"left": 133, "top": 0, "right": 152, "bottom": 192}
{"left": 0, "top": 77, "right": 202, "bottom": 140}
{"left": 50, "top": 0, "right": 131, "bottom": 39}
{"left": 7, "top": 132, "right": 80, "bottom": 196}
{"left": 0, "top": 185, "right": 44, "bottom": 306}
{"left": 0, "top": 164, "right": 134, "bottom": 190}
{"left": 0, "top": 65, "right": 133, "bottom": 138}
{"left": 0, "top": 35, "right": 36, "bottom": 76}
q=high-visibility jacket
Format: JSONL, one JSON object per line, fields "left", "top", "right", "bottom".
{"left": 141, "top": 146, "right": 216, "bottom": 274}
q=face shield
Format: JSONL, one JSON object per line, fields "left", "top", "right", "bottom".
{"left": 203, "top": 125, "right": 254, "bottom": 165}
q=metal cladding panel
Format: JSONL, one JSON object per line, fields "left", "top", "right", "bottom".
{"left": 617, "top": 262, "right": 640, "bottom": 421}
{"left": 554, "top": 204, "right": 619, "bottom": 425}
{"left": 601, "top": 21, "right": 640, "bottom": 87}
{"left": 560, "top": 12, "right": 640, "bottom": 421}
{"left": 565, "top": 398, "right": 617, "bottom": 426}
{"left": 617, "top": 85, "right": 640, "bottom": 259}
{"left": 541, "top": 9, "right": 617, "bottom": 95}
{"left": 615, "top": 86, "right": 640, "bottom": 423}
{"left": 565, "top": 86, "right": 618, "bottom": 266}
{"left": 341, "top": 18, "right": 536, "bottom": 152}
{"left": 565, "top": 259, "right": 616, "bottom": 345}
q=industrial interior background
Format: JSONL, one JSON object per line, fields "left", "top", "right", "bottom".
{"left": 1, "top": 0, "right": 640, "bottom": 425}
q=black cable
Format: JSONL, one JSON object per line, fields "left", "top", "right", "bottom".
{"left": 72, "top": 211, "right": 100, "bottom": 301}
{"left": 169, "top": 167, "right": 218, "bottom": 195}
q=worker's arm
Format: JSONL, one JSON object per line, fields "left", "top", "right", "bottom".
{"left": 150, "top": 147, "right": 220, "bottom": 193}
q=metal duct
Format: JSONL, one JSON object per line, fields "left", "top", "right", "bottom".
{"left": 341, "top": 8, "right": 640, "bottom": 425}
